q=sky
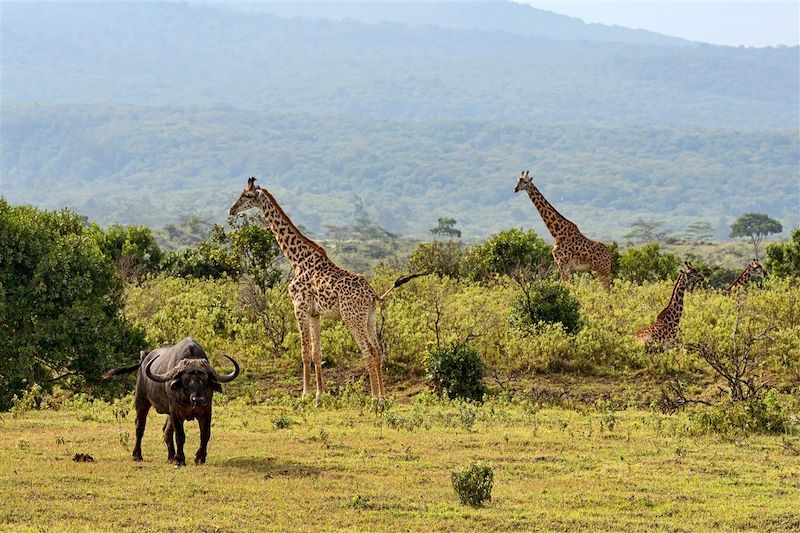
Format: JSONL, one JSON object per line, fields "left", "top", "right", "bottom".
{"left": 520, "top": 1, "right": 800, "bottom": 47}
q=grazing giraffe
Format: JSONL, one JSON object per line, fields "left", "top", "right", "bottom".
{"left": 726, "top": 258, "right": 767, "bottom": 295}
{"left": 635, "top": 262, "right": 705, "bottom": 349}
{"left": 514, "top": 170, "right": 612, "bottom": 286}
{"left": 229, "top": 177, "right": 421, "bottom": 404}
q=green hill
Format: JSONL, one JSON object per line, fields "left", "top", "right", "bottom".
{"left": 2, "top": 103, "right": 797, "bottom": 238}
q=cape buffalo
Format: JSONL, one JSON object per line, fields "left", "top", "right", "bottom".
{"left": 103, "top": 337, "right": 240, "bottom": 466}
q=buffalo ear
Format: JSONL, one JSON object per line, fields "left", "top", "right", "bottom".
{"left": 169, "top": 379, "right": 181, "bottom": 391}
{"left": 211, "top": 381, "right": 223, "bottom": 393}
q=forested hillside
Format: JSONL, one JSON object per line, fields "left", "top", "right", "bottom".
{"left": 2, "top": 103, "right": 797, "bottom": 238}
{"left": 1, "top": 2, "right": 798, "bottom": 238}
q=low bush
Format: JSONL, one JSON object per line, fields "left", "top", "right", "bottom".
{"left": 426, "top": 344, "right": 486, "bottom": 401}
{"left": 509, "top": 280, "right": 581, "bottom": 335}
{"left": 451, "top": 462, "right": 494, "bottom": 507}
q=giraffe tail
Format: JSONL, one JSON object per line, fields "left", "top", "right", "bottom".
{"left": 377, "top": 272, "right": 427, "bottom": 301}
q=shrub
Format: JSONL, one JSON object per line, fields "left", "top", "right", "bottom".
{"left": 616, "top": 243, "right": 681, "bottom": 283}
{"left": 509, "top": 280, "right": 581, "bottom": 334}
{"left": 406, "top": 240, "right": 464, "bottom": 279}
{"left": 465, "top": 228, "right": 552, "bottom": 282}
{"left": 451, "top": 463, "right": 493, "bottom": 507}
{"left": 764, "top": 228, "right": 800, "bottom": 278}
{"left": 689, "top": 392, "right": 795, "bottom": 435}
{"left": 426, "top": 344, "right": 486, "bottom": 401}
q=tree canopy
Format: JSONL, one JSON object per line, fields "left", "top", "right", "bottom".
{"left": 729, "top": 213, "right": 784, "bottom": 259}
{"left": 0, "top": 200, "right": 145, "bottom": 409}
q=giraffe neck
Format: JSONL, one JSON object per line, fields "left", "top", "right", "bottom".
{"left": 727, "top": 267, "right": 752, "bottom": 292}
{"left": 254, "top": 189, "right": 327, "bottom": 270}
{"left": 657, "top": 273, "right": 687, "bottom": 323}
{"left": 523, "top": 183, "right": 577, "bottom": 240}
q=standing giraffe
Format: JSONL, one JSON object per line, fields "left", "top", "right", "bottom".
{"left": 726, "top": 258, "right": 767, "bottom": 295}
{"left": 514, "top": 170, "right": 612, "bottom": 286}
{"left": 635, "top": 262, "right": 705, "bottom": 349}
{"left": 229, "top": 177, "right": 420, "bottom": 404}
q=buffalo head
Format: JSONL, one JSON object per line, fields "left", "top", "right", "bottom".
{"left": 146, "top": 355, "right": 240, "bottom": 407}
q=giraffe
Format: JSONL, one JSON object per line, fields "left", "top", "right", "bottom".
{"left": 514, "top": 170, "right": 612, "bottom": 287}
{"left": 725, "top": 258, "right": 767, "bottom": 295}
{"left": 228, "top": 177, "right": 421, "bottom": 404}
{"left": 635, "top": 262, "right": 705, "bottom": 349}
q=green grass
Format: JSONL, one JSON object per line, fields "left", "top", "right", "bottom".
{"left": 2, "top": 397, "right": 799, "bottom": 532}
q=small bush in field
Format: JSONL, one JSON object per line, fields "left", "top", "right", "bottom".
{"left": 451, "top": 462, "right": 493, "bottom": 507}
{"left": 510, "top": 280, "right": 581, "bottom": 335}
{"left": 273, "top": 413, "right": 292, "bottom": 429}
{"left": 426, "top": 344, "right": 486, "bottom": 401}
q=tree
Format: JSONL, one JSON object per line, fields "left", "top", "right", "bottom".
{"left": 430, "top": 217, "right": 462, "bottom": 239}
{"left": 212, "top": 215, "right": 284, "bottom": 291}
{"left": 0, "top": 200, "right": 145, "bottom": 409}
{"left": 764, "top": 228, "right": 800, "bottom": 278}
{"left": 407, "top": 241, "right": 464, "bottom": 279}
{"left": 684, "top": 221, "right": 714, "bottom": 244}
{"left": 624, "top": 219, "right": 669, "bottom": 244}
{"left": 88, "top": 223, "right": 162, "bottom": 281}
{"left": 465, "top": 228, "right": 553, "bottom": 282}
{"left": 729, "top": 213, "right": 783, "bottom": 260}
{"left": 616, "top": 243, "right": 681, "bottom": 284}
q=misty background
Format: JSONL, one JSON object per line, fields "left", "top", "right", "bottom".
{"left": 1, "top": 1, "right": 798, "bottom": 240}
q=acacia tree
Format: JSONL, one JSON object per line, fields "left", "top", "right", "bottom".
{"left": 0, "top": 201, "right": 145, "bottom": 409}
{"left": 729, "top": 213, "right": 783, "bottom": 260}
{"left": 430, "top": 217, "right": 462, "bottom": 239}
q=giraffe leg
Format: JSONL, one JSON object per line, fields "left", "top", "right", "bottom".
{"left": 308, "top": 314, "right": 324, "bottom": 407}
{"left": 366, "top": 310, "right": 386, "bottom": 398}
{"left": 292, "top": 303, "right": 313, "bottom": 399}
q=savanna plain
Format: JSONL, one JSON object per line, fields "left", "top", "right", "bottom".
{"left": 2, "top": 394, "right": 799, "bottom": 532}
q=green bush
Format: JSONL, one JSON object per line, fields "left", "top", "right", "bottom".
{"left": 426, "top": 344, "right": 486, "bottom": 401}
{"left": 465, "top": 228, "right": 553, "bottom": 282}
{"left": 616, "top": 243, "right": 681, "bottom": 283}
{"left": 690, "top": 391, "right": 795, "bottom": 435}
{"left": 0, "top": 200, "right": 145, "bottom": 410}
{"left": 161, "top": 241, "right": 240, "bottom": 280}
{"left": 764, "top": 228, "right": 800, "bottom": 278}
{"left": 406, "top": 240, "right": 464, "bottom": 279}
{"left": 451, "top": 462, "right": 493, "bottom": 507}
{"left": 510, "top": 280, "right": 581, "bottom": 334}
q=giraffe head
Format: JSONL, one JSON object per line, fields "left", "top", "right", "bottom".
{"left": 749, "top": 258, "right": 768, "bottom": 278}
{"left": 681, "top": 261, "right": 705, "bottom": 291}
{"left": 514, "top": 170, "right": 532, "bottom": 193}
{"left": 229, "top": 177, "right": 261, "bottom": 216}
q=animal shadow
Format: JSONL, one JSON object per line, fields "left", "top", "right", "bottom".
{"left": 217, "top": 456, "right": 322, "bottom": 478}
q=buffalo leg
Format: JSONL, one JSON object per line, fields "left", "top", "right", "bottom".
{"left": 132, "top": 396, "right": 150, "bottom": 461}
{"left": 173, "top": 415, "right": 187, "bottom": 466}
{"left": 195, "top": 410, "right": 211, "bottom": 465}
{"left": 163, "top": 417, "right": 176, "bottom": 463}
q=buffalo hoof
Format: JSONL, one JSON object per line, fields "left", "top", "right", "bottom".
{"left": 174, "top": 457, "right": 186, "bottom": 467}
{"left": 132, "top": 454, "right": 143, "bottom": 462}
{"left": 194, "top": 455, "right": 206, "bottom": 466}
{"left": 167, "top": 455, "right": 176, "bottom": 464}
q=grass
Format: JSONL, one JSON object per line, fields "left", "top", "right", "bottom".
{"left": 1, "top": 397, "right": 799, "bottom": 532}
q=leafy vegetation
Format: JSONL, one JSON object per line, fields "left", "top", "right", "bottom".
{"left": 765, "top": 228, "right": 800, "bottom": 278}
{"left": 729, "top": 212, "right": 784, "bottom": 259}
{"left": 451, "top": 462, "right": 494, "bottom": 507}
{"left": 0, "top": 200, "right": 145, "bottom": 409}
{"left": 426, "top": 344, "right": 487, "bottom": 402}
{"left": 509, "top": 281, "right": 582, "bottom": 335}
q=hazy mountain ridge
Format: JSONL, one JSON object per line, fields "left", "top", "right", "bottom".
{"left": 220, "top": 1, "right": 691, "bottom": 47}
{"left": 2, "top": 3, "right": 797, "bottom": 127}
